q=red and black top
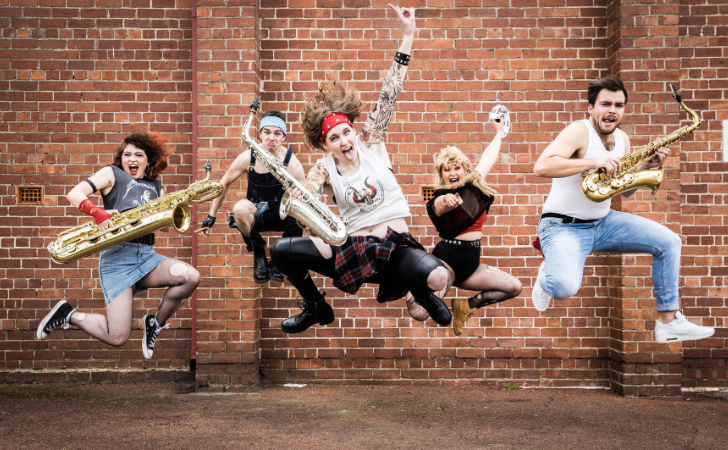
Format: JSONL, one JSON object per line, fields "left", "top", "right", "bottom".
{"left": 426, "top": 184, "right": 494, "bottom": 239}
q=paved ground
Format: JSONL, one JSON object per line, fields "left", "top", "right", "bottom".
{"left": 1, "top": 382, "right": 727, "bottom": 449}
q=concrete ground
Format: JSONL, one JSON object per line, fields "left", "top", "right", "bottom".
{"left": 1, "top": 382, "right": 727, "bottom": 449}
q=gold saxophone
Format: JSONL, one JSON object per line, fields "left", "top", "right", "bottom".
{"left": 48, "top": 162, "right": 223, "bottom": 264}
{"left": 242, "top": 97, "right": 348, "bottom": 246}
{"left": 581, "top": 84, "right": 701, "bottom": 202}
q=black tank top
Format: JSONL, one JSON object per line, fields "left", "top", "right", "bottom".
{"left": 246, "top": 147, "right": 293, "bottom": 204}
{"left": 102, "top": 165, "right": 162, "bottom": 213}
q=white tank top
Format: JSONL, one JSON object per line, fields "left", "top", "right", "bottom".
{"left": 320, "top": 139, "right": 411, "bottom": 234}
{"left": 541, "top": 119, "right": 626, "bottom": 220}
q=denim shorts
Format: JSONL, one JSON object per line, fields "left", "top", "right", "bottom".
{"left": 98, "top": 242, "right": 166, "bottom": 304}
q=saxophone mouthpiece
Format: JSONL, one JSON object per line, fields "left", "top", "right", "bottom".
{"left": 670, "top": 84, "right": 683, "bottom": 103}
{"left": 250, "top": 96, "right": 261, "bottom": 112}
{"left": 204, "top": 160, "right": 212, "bottom": 173}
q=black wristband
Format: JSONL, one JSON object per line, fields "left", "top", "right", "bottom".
{"left": 202, "top": 215, "right": 216, "bottom": 229}
{"left": 84, "top": 178, "right": 98, "bottom": 194}
{"left": 394, "top": 52, "right": 410, "bottom": 66}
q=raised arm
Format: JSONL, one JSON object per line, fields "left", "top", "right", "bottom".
{"left": 473, "top": 119, "right": 505, "bottom": 178}
{"left": 362, "top": 5, "right": 416, "bottom": 161}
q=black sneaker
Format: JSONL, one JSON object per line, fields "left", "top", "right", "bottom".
{"left": 416, "top": 292, "right": 452, "bottom": 326}
{"left": 269, "top": 260, "right": 284, "bottom": 282}
{"left": 142, "top": 315, "right": 169, "bottom": 360}
{"left": 37, "top": 300, "right": 75, "bottom": 340}
{"left": 280, "top": 294, "right": 334, "bottom": 334}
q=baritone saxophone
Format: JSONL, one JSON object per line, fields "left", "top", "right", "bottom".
{"left": 47, "top": 162, "right": 223, "bottom": 264}
{"left": 581, "top": 84, "right": 702, "bottom": 202}
{"left": 242, "top": 97, "right": 348, "bottom": 246}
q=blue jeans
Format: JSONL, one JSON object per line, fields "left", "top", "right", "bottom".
{"left": 537, "top": 209, "right": 681, "bottom": 312}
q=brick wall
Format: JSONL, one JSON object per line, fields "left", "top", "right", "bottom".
{"left": 678, "top": 0, "right": 728, "bottom": 388}
{"left": 1, "top": 0, "right": 726, "bottom": 394}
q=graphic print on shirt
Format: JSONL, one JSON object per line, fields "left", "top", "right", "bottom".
{"left": 123, "top": 179, "right": 158, "bottom": 207}
{"left": 344, "top": 176, "right": 385, "bottom": 213}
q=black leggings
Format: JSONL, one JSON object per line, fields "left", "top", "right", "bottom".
{"left": 270, "top": 237, "right": 444, "bottom": 301}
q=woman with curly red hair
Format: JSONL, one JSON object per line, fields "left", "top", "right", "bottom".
{"left": 37, "top": 132, "right": 200, "bottom": 359}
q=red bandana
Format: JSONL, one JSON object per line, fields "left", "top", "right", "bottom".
{"left": 320, "top": 112, "right": 352, "bottom": 142}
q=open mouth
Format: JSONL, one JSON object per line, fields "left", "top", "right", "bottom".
{"left": 603, "top": 117, "right": 617, "bottom": 126}
{"left": 342, "top": 145, "right": 355, "bottom": 161}
{"left": 129, "top": 164, "right": 139, "bottom": 176}
{"left": 449, "top": 176, "right": 460, "bottom": 183}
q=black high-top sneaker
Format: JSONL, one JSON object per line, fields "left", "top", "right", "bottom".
{"left": 268, "top": 260, "right": 284, "bottom": 282}
{"left": 37, "top": 300, "right": 75, "bottom": 340}
{"left": 280, "top": 293, "right": 334, "bottom": 334}
{"left": 142, "top": 315, "right": 169, "bottom": 360}
{"left": 253, "top": 247, "right": 270, "bottom": 283}
{"left": 415, "top": 292, "right": 452, "bottom": 326}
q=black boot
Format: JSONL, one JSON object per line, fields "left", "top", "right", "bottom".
{"left": 280, "top": 294, "right": 334, "bottom": 334}
{"left": 253, "top": 247, "right": 269, "bottom": 283}
{"left": 268, "top": 260, "right": 284, "bottom": 282}
{"left": 416, "top": 292, "right": 452, "bottom": 326}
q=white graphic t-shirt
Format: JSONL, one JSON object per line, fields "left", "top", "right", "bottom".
{"left": 320, "top": 139, "right": 410, "bottom": 234}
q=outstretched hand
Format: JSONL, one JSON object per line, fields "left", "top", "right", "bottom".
{"left": 388, "top": 4, "right": 415, "bottom": 37}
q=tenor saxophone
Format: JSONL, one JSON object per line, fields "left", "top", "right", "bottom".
{"left": 242, "top": 97, "right": 348, "bottom": 246}
{"left": 48, "top": 162, "right": 223, "bottom": 264}
{"left": 581, "top": 84, "right": 701, "bottom": 202}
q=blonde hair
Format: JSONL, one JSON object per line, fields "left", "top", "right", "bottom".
{"left": 434, "top": 146, "right": 497, "bottom": 196}
{"left": 300, "top": 81, "right": 362, "bottom": 151}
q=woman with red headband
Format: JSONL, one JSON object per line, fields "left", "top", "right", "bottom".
{"left": 37, "top": 132, "right": 200, "bottom": 359}
{"left": 270, "top": 5, "right": 452, "bottom": 333}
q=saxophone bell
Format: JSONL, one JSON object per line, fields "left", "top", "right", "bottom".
{"left": 281, "top": 191, "right": 347, "bottom": 246}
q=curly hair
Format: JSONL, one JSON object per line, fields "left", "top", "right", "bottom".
{"left": 112, "top": 132, "right": 172, "bottom": 180}
{"left": 300, "top": 81, "right": 362, "bottom": 150}
{"left": 434, "top": 146, "right": 497, "bottom": 196}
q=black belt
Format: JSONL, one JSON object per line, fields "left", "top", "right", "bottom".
{"left": 541, "top": 213, "right": 597, "bottom": 224}
{"left": 440, "top": 238, "right": 480, "bottom": 247}
{"left": 130, "top": 233, "right": 155, "bottom": 246}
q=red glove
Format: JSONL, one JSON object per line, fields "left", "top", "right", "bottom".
{"left": 79, "top": 199, "right": 112, "bottom": 225}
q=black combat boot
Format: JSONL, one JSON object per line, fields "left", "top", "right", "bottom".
{"left": 268, "top": 260, "right": 284, "bottom": 282}
{"left": 253, "top": 247, "right": 269, "bottom": 283}
{"left": 415, "top": 292, "right": 452, "bottom": 326}
{"left": 280, "top": 293, "right": 334, "bottom": 334}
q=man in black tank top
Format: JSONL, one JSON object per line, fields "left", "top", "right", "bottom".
{"left": 200, "top": 110, "right": 306, "bottom": 283}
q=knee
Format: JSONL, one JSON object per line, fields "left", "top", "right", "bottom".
{"left": 270, "top": 238, "right": 291, "bottom": 266}
{"left": 510, "top": 278, "right": 523, "bottom": 298}
{"left": 548, "top": 278, "right": 580, "bottom": 301}
{"left": 415, "top": 254, "right": 446, "bottom": 292}
{"left": 109, "top": 333, "right": 130, "bottom": 347}
{"left": 187, "top": 267, "right": 201, "bottom": 287}
{"left": 233, "top": 200, "right": 255, "bottom": 219}
{"left": 427, "top": 266, "right": 448, "bottom": 292}
{"left": 663, "top": 232, "right": 682, "bottom": 256}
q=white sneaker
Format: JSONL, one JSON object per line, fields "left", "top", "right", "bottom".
{"left": 531, "top": 262, "right": 551, "bottom": 312}
{"left": 654, "top": 312, "right": 715, "bottom": 343}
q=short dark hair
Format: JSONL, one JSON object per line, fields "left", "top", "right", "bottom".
{"left": 261, "top": 110, "right": 286, "bottom": 122}
{"left": 587, "top": 76, "right": 628, "bottom": 106}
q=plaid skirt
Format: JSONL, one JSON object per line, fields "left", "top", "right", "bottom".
{"left": 333, "top": 227, "right": 424, "bottom": 303}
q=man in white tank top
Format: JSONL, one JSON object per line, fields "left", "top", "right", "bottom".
{"left": 531, "top": 76, "right": 714, "bottom": 344}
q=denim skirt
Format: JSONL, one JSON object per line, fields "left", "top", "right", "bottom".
{"left": 98, "top": 242, "right": 166, "bottom": 304}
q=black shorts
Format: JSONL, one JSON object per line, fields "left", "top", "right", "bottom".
{"left": 432, "top": 240, "right": 481, "bottom": 285}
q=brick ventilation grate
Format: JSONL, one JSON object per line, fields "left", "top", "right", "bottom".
{"left": 17, "top": 186, "right": 43, "bottom": 205}
{"left": 420, "top": 186, "right": 435, "bottom": 204}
